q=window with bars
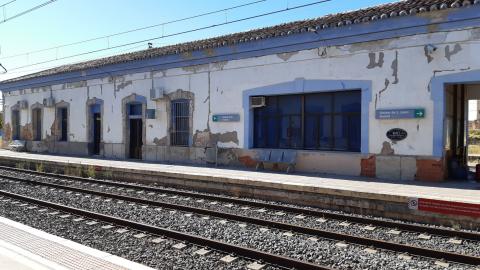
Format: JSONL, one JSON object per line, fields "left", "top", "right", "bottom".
{"left": 253, "top": 90, "right": 361, "bottom": 152}
{"left": 171, "top": 99, "right": 190, "bottom": 146}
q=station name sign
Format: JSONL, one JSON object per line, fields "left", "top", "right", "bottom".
{"left": 212, "top": 114, "right": 240, "bottom": 122}
{"left": 376, "top": 108, "right": 425, "bottom": 120}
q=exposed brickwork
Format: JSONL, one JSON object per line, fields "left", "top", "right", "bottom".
{"left": 416, "top": 159, "right": 445, "bottom": 181}
{"left": 3, "top": 123, "right": 11, "bottom": 142}
{"left": 361, "top": 156, "right": 376, "bottom": 178}
{"left": 238, "top": 155, "right": 257, "bottom": 168}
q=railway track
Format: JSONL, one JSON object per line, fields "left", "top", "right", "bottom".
{"left": 1, "top": 172, "right": 480, "bottom": 266}
{"left": 0, "top": 189, "right": 327, "bottom": 270}
{"left": 1, "top": 165, "right": 477, "bottom": 240}
{"left": 0, "top": 166, "right": 479, "bottom": 268}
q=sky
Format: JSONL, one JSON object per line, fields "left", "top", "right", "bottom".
{"left": 0, "top": 0, "right": 394, "bottom": 81}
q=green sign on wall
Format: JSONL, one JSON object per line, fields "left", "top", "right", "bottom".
{"left": 376, "top": 108, "right": 425, "bottom": 119}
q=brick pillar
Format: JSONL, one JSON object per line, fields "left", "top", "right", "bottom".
{"left": 361, "top": 156, "right": 376, "bottom": 178}
{"left": 415, "top": 159, "right": 445, "bottom": 181}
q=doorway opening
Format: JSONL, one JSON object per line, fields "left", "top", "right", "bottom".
{"left": 11, "top": 109, "right": 20, "bottom": 140}
{"left": 127, "top": 103, "right": 143, "bottom": 159}
{"left": 445, "top": 84, "right": 480, "bottom": 180}
{"left": 89, "top": 104, "right": 102, "bottom": 155}
{"left": 32, "top": 108, "right": 42, "bottom": 141}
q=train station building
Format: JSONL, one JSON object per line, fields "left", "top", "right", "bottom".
{"left": 1, "top": 0, "right": 480, "bottom": 181}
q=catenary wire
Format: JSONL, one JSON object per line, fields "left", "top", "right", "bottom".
{"left": 5, "top": 0, "right": 333, "bottom": 72}
{"left": 0, "top": 0, "right": 16, "bottom": 8}
{"left": 0, "top": 0, "right": 267, "bottom": 60}
{"left": 0, "top": 0, "right": 57, "bottom": 24}
{"left": 2, "top": 43, "right": 162, "bottom": 75}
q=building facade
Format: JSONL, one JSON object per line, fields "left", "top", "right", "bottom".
{"left": 1, "top": 0, "right": 480, "bottom": 181}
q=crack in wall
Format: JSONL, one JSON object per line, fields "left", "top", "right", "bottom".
{"left": 379, "top": 79, "right": 390, "bottom": 98}
{"left": 391, "top": 51, "right": 399, "bottom": 84}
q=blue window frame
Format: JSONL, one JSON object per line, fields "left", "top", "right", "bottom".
{"left": 128, "top": 103, "right": 142, "bottom": 116}
{"left": 253, "top": 90, "right": 361, "bottom": 152}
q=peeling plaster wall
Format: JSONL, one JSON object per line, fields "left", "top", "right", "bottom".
{"left": 2, "top": 27, "right": 480, "bottom": 177}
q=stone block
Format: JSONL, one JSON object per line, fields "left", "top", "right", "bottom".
{"left": 400, "top": 156, "right": 417, "bottom": 181}
{"left": 144, "top": 145, "right": 157, "bottom": 161}
{"left": 295, "top": 151, "right": 362, "bottom": 176}
{"left": 376, "top": 155, "right": 401, "bottom": 180}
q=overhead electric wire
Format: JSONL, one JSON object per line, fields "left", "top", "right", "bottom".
{"left": 3, "top": 43, "right": 161, "bottom": 75}
{"left": 0, "top": 0, "right": 267, "bottom": 60}
{"left": 6, "top": 0, "right": 333, "bottom": 72}
{"left": 1, "top": 0, "right": 57, "bottom": 24}
{"left": 0, "top": 63, "right": 6, "bottom": 73}
{"left": 0, "top": 0, "right": 16, "bottom": 8}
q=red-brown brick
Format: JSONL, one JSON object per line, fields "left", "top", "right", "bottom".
{"left": 416, "top": 159, "right": 445, "bottom": 181}
{"left": 361, "top": 156, "right": 376, "bottom": 178}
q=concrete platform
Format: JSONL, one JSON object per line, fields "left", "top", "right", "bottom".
{"left": 0, "top": 150, "right": 479, "bottom": 229}
{"left": 0, "top": 216, "right": 154, "bottom": 270}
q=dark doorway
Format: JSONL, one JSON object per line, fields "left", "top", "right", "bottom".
{"left": 11, "top": 110, "right": 20, "bottom": 140}
{"left": 129, "top": 118, "right": 142, "bottom": 159}
{"left": 58, "top": 107, "right": 68, "bottom": 141}
{"left": 32, "top": 108, "right": 42, "bottom": 141}
{"left": 93, "top": 112, "right": 101, "bottom": 155}
{"left": 445, "top": 84, "right": 469, "bottom": 179}
{"left": 128, "top": 103, "right": 143, "bottom": 159}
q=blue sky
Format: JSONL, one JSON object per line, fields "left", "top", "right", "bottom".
{"left": 0, "top": 0, "right": 392, "bottom": 80}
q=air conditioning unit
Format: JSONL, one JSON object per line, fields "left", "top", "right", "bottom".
{"left": 150, "top": 87, "right": 165, "bottom": 100}
{"left": 43, "top": 97, "right": 55, "bottom": 107}
{"left": 18, "top": 100, "right": 28, "bottom": 109}
{"left": 250, "top": 96, "right": 266, "bottom": 108}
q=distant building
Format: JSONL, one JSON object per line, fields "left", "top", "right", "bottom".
{"left": 1, "top": 0, "right": 480, "bottom": 181}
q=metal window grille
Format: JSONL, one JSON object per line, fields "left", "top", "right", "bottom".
{"left": 171, "top": 99, "right": 190, "bottom": 146}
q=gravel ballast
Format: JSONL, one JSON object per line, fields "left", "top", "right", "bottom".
{"left": 0, "top": 196, "right": 276, "bottom": 270}
{"left": 0, "top": 179, "right": 477, "bottom": 270}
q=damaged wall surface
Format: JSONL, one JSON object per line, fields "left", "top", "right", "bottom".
{"left": 2, "top": 5, "right": 480, "bottom": 181}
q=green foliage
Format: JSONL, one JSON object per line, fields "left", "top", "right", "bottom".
{"left": 15, "top": 162, "right": 25, "bottom": 170}
{"left": 469, "top": 129, "right": 480, "bottom": 140}
{"left": 86, "top": 166, "right": 96, "bottom": 179}
{"left": 103, "top": 170, "right": 113, "bottom": 180}
{"left": 35, "top": 163, "right": 44, "bottom": 172}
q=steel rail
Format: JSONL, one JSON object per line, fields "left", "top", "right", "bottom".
{"left": 3, "top": 175, "right": 480, "bottom": 266}
{"left": 0, "top": 189, "right": 331, "bottom": 270}
{"left": 1, "top": 165, "right": 479, "bottom": 241}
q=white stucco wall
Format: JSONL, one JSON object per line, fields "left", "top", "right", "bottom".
{"left": 2, "top": 27, "right": 480, "bottom": 158}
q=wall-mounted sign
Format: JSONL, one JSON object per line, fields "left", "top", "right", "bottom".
{"left": 212, "top": 114, "right": 240, "bottom": 122}
{"left": 376, "top": 108, "right": 425, "bottom": 119}
{"left": 386, "top": 128, "right": 408, "bottom": 141}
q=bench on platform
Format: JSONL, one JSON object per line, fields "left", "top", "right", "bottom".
{"left": 255, "top": 149, "right": 297, "bottom": 173}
